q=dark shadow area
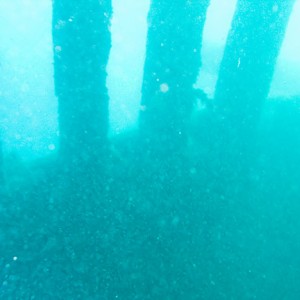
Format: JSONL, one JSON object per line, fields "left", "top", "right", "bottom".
{"left": 1, "top": 97, "right": 300, "bottom": 299}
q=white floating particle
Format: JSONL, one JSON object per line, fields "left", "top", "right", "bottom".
{"left": 48, "top": 144, "right": 56, "bottom": 151}
{"left": 172, "top": 216, "right": 179, "bottom": 226}
{"left": 55, "top": 20, "right": 66, "bottom": 29}
{"left": 13, "top": 256, "right": 18, "bottom": 261}
{"left": 140, "top": 105, "right": 147, "bottom": 112}
{"left": 160, "top": 83, "right": 169, "bottom": 93}
{"left": 48, "top": 144, "right": 55, "bottom": 151}
{"left": 272, "top": 4, "right": 279, "bottom": 13}
{"left": 190, "top": 168, "right": 197, "bottom": 175}
{"left": 55, "top": 45, "right": 62, "bottom": 53}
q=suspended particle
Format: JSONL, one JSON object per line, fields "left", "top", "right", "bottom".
{"left": 55, "top": 20, "right": 66, "bottom": 30}
{"left": 272, "top": 4, "right": 279, "bottom": 13}
{"left": 48, "top": 144, "right": 56, "bottom": 151}
{"left": 140, "top": 105, "right": 147, "bottom": 112}
{"left": 160, "top": 83, "right": 169, "bottom": 93}
{"left": 55, "top": 45, "right": 62, "bottom": 53}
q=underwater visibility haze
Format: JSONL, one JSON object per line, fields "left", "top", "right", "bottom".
{"left": 1, "top": 0, "right": 300, "bottom": 298}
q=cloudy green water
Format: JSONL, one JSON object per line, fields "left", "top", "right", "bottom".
{"left": 1, "top": 0, "right": 300, "bottom": 157}
{"left": 1, "top": 1, "right": 300, "bottom": 299}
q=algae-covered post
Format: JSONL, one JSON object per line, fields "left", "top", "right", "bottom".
{"left": 139, "top": 0, "right": 211, "bottom": 167}
{"left": 215, "top": 0, "right": 296, "bottom": 127}
{"left": 212, "top": 0, "right": 296, "bottom": 187}
{"left": 52, "top": 0, "right": 112, "bottom": 165}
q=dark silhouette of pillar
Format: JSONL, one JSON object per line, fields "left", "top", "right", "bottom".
{"left": 52, "top": 0, "right": 112, "bottom": 165}
{"left": 140, "top": 0, "right": 211, "bottom": 168}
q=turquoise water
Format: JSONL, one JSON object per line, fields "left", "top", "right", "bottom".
{"left": 1, "top": 1, "right": 300, "bottom": 299}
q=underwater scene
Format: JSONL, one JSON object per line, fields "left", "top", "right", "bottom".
{"left": 1, "top": 0, "right": 300, "bottom": 299}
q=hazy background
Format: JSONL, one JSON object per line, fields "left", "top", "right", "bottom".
{"left": 1, "top": 0, "right": 300, "bottom": 159}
